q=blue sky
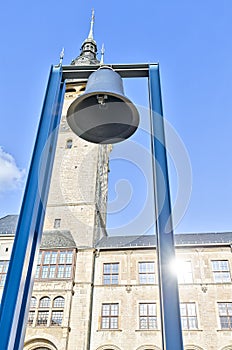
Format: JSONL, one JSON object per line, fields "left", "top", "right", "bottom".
{"left": 0, "top": 1, "right": 232, "bottom": 235}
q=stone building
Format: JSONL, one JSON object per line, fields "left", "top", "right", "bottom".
{"left": 0, "top": 216, "right": 232, "bottom": 350}
{"left": 0, "top": 11, "right": 232, "bottom": 350}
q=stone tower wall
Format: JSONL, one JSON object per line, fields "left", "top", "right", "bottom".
{"left": 43, "top": 82, "right": 111, "bottom": 247}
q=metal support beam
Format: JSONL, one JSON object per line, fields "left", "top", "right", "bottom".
{"left": 149, "top": 64, "right": 184, "bottom": 350}
{"left": 0, "top": 66, "right": 65, "bottom": 350}
{"left": 62, "top": 62, "right": 156, "bottom": 80}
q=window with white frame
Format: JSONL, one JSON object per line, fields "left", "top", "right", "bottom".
{"left": 103, "top": 263, "right": 119, "bottom": 285}
{"left": 138, "top": 262, "right": 155, "bottom": 284}
{"left": 39, "top": 296, "right": 51, "bottom": 308}
{"left": 218, "top": 302, "right": 232, "bottom": 329}
{"left": 53, "top": 296, "right": 65, "bottom": 308}
{"left": 30, "top": 296, "right": 37, "bottom": 308}
{"left": 37, "top": 310, "right": 49, "bottom": 326}
{"left": 51, "top": 310, "right": 63, "bottom": 326}
{"left": 101, "top": 303, "right": 119, "bottom": 329}
{"left": 211, "top": 260, "right": 231, "bottom": 283}
{"left": 51, "top": 296, "right": 64, "bottom": 326}
{"left": 36, "top": 297, "right": 50, "bottom": 326}
{"left": 0, "top": 261, "right": 9, "bottom": 287}
{"left": 35, "top": 250, "right": 74, "bottom": 280}
{"left": 180, "top": 303, "right": 198, "bottom": 330}
{"left": 139, "top": 303, "right": 157, "bottom": 329}
{"left": 28, "top": 310, "right": 35, "bottom": 326}
{"left": 177, "top": 260, "right": 193, "bottom": 283}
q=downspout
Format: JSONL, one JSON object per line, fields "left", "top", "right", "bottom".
{"left": 65, "top": 248, "right": 77, "bottom": 350}
{"left": 86, "top": 248, "right": 98, "bottom": 350}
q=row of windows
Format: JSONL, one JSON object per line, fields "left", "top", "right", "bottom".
{"left": 0, "top": 250, "right": 75, "bottom": 285}
{"left": 27, "top": 296, "right": 232, "bottom": 330}
{"left": 103, "top": 262, "right": 155, "bottom": 285}
{"left": 28, "top": 296, "right": 64, "bottom": 327}
{"left": 30, "top": 296, "right": 65, "bottom": 308}
{"left": 99, "top": 302, "right": 232, "bottom": 330}
{"left": 1, "top": 258, "right": 231, "bottom": 285}
{"left": 103, "top": 260, "right": 232, "bottom": 285}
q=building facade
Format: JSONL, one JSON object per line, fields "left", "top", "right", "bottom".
{"left": 0, "top": 218, "right": 232, "bottom": 350}
{"left": 0, "top": 12, "right": 232, "bottom": 350}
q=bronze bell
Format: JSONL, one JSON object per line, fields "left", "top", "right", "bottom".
{"left": 66, "top": 67, "right": 140, "bottom": 144}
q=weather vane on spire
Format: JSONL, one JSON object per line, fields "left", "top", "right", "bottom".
{"left": 88, "top": 8, "right": 95, "bottom": 40}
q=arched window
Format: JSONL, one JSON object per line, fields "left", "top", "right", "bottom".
{"left": 39, "top": 297, "right": 50, "bottom": 308}
{"left": 66, "top": 139, "right": 73, "bottom": 149}
{"left": 53, "top": 296, "right": 65, "bottom": 308}
{"left": 30, "top": 296, "right": 37, "bottom": 308}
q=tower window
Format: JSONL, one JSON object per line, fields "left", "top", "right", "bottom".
{"left": 54, "top": 218, "right": 61, "bottom": 229}
{"left": 66, "top": 139, "right": 73, "bottom": 149}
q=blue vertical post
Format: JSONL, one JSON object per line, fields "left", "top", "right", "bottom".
{"left": 0, "top": 65, "right": 65, "bottom": 350}
{"left": 149, "top": 64, "right": 184, "bottom": 350}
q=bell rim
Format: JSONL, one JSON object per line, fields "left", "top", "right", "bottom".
{"left": 67, "top": 90, "right": 139, "bottom": 120}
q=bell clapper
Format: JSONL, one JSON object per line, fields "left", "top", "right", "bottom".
{"left": 97, "top": 94, "right": 108, "bottom": 109}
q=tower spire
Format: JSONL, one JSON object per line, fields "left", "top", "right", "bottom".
{"left": 71, "top": 9, "right": 99, "bottom": 66}
{"left": 88, "top": 9, "right": 95, "bottom": 40}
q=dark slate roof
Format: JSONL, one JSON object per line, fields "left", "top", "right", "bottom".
{"left": 41, "top": 230, "right": 76, "bottom": 249}
{"left": 0, "top": 215, "right": 18, "bottom": 234}
{"left": 96, "top": 232, "right": 232, "bottom": 249}
{"left": 0, "top": 215, "right": 76, "bottom": 248}
{"left": 1, "top": 215, "right": 232, "bottom": 249}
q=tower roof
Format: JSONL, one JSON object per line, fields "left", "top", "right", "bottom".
{"left": 72, "top": 9, "right": 100, "bottom": 66}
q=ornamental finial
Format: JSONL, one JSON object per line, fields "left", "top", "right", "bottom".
{"left": 59, "top": 48, "right": 65, "bottom": 66}
{"left": 100, "top": 44, "right": 105, "bottom": 65}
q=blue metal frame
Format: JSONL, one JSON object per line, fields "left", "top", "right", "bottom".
{"left": 149, "top": 64, "right": 184, "bottom": 350}
{"left": 0, "top": 62, "right": 183, "bottom": 350}
{"left": 0, "top": 66, "right": 65, "bottom": 350}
